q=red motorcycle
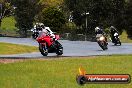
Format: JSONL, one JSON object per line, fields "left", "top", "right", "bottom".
{"left": 36, "top": 32, "right": 63, "bottom": 56}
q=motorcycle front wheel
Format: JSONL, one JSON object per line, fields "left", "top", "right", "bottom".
{"left": 98, "top": 41, "right": 108, "bottom": 50}
{"left": 39, "top": 43, "right": 48, "bottom": 56}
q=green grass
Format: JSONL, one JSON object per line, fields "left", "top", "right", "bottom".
{"left": 0, "top": 42, "right": 38, "bottom": 55}
{"left": 0, "top": 55, "right": 132, "bottom": 88}
{"left": 0, "top": 16, "right": 18, "bottom": 36}
{"left": 1, "top": 16, "right": 17, "bottom": 30}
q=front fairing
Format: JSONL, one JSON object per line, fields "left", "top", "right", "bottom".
{"left": 36, "top": 32, "right": 53, "bottom": 46}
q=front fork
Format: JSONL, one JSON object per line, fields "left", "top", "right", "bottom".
{"left": 39, "top": 43, "right": 48, "bottom": 51}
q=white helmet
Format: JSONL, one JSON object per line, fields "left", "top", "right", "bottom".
{"left": 95, "top": 27, "right": 100, "bottom": 31}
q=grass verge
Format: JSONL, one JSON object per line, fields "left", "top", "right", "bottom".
{"left": 0, "top": 55, "right": 132, "bottom": 88}
{"left": 1, "top": 16, "right": 16, "bottom": 30}
{"left": 0, "top": 16, "right": 19, "bottom": 36}
{"left": 0, "top": 42, "right": 38, "bottom": 55}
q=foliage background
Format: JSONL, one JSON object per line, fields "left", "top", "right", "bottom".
{"left": 0, "top": 0, "right": 132, "bottom": 39}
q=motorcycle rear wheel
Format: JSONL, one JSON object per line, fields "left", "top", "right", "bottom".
{"left": 114, "top": 40, "right": 121, "bottom": 46}
{"left": 118, "top": 40, "right": 121, "bottom": 46}
{"left": 55, "top": 41, "right": 63, "bottom": 55}
{"left": 56, "top": 48, "right": 63, "bottom": 55}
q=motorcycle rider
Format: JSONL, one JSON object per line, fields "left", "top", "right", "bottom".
{"left": 95, "top": 26, "right": 107, "bottom": 43}
{"left": 40, "top": 23, "right": 56, "bottom": 41}
{"left": 109, "top": 26, "right": 118, "bottom": 43}
{"left": 95, "top": 26, "right": 104, "bottom": 35}
{"left": 32, "top": 23, "right": 42, "bottom": 32}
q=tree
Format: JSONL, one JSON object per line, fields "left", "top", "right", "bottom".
{"left": 14, "top": 0, "right": 40, "bottom": 37}
{"left": 0, "top": 0, "right": 14, "bottom": 27}
{"left": 64, "top": 0, "right": 126, "bottom": 34}
{"left": 38, "top": 7, "right": 66, "bottom": 33}
{"left": 125, "top": 0, "right": 132, "bottom": 37}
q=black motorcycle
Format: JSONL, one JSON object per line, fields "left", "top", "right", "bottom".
{"left": 111, "top": 32, "right": 121, "bottom": 46}
{"left": 96, "top": 35, "right": 108, "bottom": 50}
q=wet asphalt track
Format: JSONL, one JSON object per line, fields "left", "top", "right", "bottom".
{"left": 0, "top": 37, "right": 132, "bottom": 58}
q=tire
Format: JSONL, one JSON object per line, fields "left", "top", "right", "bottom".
{"left": 114, "top": 39, "right": 121, "bottom": 46}
{"left": 104, "top": 45, "right": 108, "bottom": 50}
{"left": 55, "top": 41, "right": 63, "bottom": 55}
{"left": 102, "top": 45, "right": 108, "bottom": 50}
{"left": 56, "top": 48, "right": 63, "bottom": 55}
{"left": 39, "top": 43, "right": 48, "bottom": 56}
{"left": 98, "top": 41, "right": 108, "bottom": 50}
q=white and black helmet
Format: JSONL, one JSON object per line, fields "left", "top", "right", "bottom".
{"left": 95, "top": 27, "right": 100, "bottom": 31}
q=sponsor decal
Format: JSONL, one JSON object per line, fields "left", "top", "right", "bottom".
{"left": 76, "top": 67, "right": 131, "bottom": 85}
